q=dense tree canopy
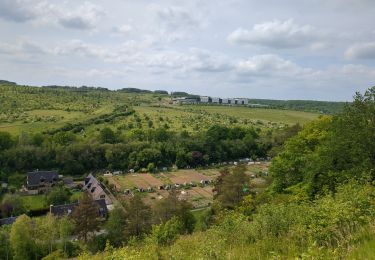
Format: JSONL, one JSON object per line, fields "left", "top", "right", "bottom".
{"left": 270, "top": 86, "right": 375, "bottom": 197}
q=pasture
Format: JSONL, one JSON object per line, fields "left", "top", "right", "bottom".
{"left": 130, "top": 104, "right": 319, "bottom": 134}
{"left": 188, "top": 105, "right": 319, "bottom": 125}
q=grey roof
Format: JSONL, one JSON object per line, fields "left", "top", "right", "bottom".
{"left": 50, "top": 202, "right": 78, "bottom": 216}
{"left": 63, "top": 177, "right": 74, "bottom": 184}
{"left": 27, "top": 170, "right": 59, "bottom": 187}
{"left": 50, "top": 199, "right": 108, "bottom": 217}
{"left": 0, "top": 216, "right": 17, "bottom": 226}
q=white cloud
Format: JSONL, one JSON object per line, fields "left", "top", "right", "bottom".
{"left": 0, "top": 39, "right": 47, "bottom": 56}
{"left": 235, "top": 54, "right": 313, "bottom": 77}
{"left": 113, "top": 24, "right": 133, "bottom": 36}
{"left": 147, "top": 4, "right": 204, "bottom": 42}
{"left": 53, "top": 40, "right": 112, "bottom": 59}
{"left": 57, "top": 2, "right": 104, "bottom": 30}
{"left": 228, "top": 19, "right": 322, "bottom": 49}
{"left": 345, "top": 42, "right": 375, "bottom": 59}
{"left": 153, "top": 5, "right": 201, "bottom": 31}
{"left": 0, "top": 0, "right": 104, "bottom": 30}
{"left": 143, "top": 48, "right": 231, "bottom": 73}
{"left": 0, "top": 0, "right": 37, "bottom": 22}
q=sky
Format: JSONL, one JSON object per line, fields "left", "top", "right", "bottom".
{"left": 0, "top": 0, "right": 374, "bottom": 101}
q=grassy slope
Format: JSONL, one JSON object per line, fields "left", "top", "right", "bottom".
{"left": 0, "top": 84, "right": 320, "bottom": 137}
{"left": 0, "top": 110, "right": 88, "bottom": 135}
{"left": 189, "top": 105, "right": 319, "bottom": 125}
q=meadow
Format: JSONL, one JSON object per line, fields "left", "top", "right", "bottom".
{"left": 0, "top": 83, "right": 322, "bottom": 136}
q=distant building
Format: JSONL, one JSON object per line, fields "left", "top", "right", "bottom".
{"left": 237, "top": 98, "right": 248, "bottom": 105}
{"left": 50, "top": 199, "right": 108, "bottom": 218}
{"left": 172, "top": 97, "right": 198, "bottom": 104}
{"left": 221, "top": 98, "right": 229, "bottom": 104}
{"left": 174, "top": 95, "right": 249, "bottom": 106}
{"left": 200, "top": 96, "right": 210, "bottom": 103}
{"left": 83, "top": 174, "right": 112, "bottom": 205}
{"left": 27, "top": 170, "right": 59, "bottom": 192}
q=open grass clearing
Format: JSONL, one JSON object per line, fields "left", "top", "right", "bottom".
{"left": 188, "top": 105, "right": 319, "bottom": 125}
{"left": 20, "top": 194, "right": 47, "bottom": 211}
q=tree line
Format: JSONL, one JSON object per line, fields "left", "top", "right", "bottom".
{"left": 0, "top": 124, "right": 285, "bottom": 189}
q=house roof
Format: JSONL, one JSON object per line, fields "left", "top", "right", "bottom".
{"left": 83, "top": 174, "right": 109, "bottom": 202}
{"left": 50, "top": 202, "right": 78, "bottom": 216}
{"left": 63, "top": 177, "right": 74, "bottom": 185}
{"left": 27, "top": 170, "right": 59, "bottom": 186}
{"left": 50, "top": 199, "right": 108, "bottom": 217}
{"left": 0, "top": 216, "right": 17, "bottom": 226}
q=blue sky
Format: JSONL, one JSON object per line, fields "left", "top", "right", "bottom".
{"left": 0, "top": 0, "right": 374, "bottom": 101}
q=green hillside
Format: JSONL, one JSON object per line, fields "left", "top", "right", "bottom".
{"left": 1, "top": 83, "right": 373, "bottom": 260}
{"left": 0, "top": 83, "right": 322, "bottom": 136}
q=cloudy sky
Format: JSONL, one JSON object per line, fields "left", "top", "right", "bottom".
{"left": 0, "top": 0, "right": 374, "bottom": 101}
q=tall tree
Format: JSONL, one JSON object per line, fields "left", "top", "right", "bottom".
{"left": 1, "top": 194, "right": 25, "bottom": 218}
{"left": 0, "top": 225, "right": 11, "bottom": 260}
{"left": 153, "top": 191, "right": 195, "bottom": 234}
{"left": 10, "top": 214, "right": 35, "bottom": 260}
{"left": 100, "top": 127, "right": 116, "bottom": 144}
{"left": 105, "top": 206, "right": 127, "bottom": 247}
{"left": 35, "top": 213, "right": 59, "bottom": 255}
{"left": 72, "top": 192, "right": 100, "bottom": 242}
{"left": 123, "top": 195, "right": 152, "bottom": 238}
{"left": 46, "top": 186, "right": 72, "bottom": 206}
{"left": 0, "top": 132, "right": 14, "bottom": 151}
{"left": 59, "top": 215, "right": 75, "bottom": 254}
{"left": 215, "top": 166, "right": 250, "bottom": 209}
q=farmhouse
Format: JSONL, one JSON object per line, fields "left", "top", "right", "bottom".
{"left": 83, "top": 174, "right": 112, "bottom": 205}
{"left": 27, "top": 170, "right": 59, "bottom": 192}
{"left": 50, "top": 199, "right": 108, "bottom": 218}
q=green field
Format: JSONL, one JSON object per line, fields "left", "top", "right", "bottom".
{"left": 0, "top": 84, "right": 322, "bottom": 136}
{"left": 189, "top": 105, "right": 319, "bottom": 124}
{"left": 130, "top": 104, "right": 319, "bottom": 133}
{"left": 20, "top": 195, "right": 47, "bottom": 211}
{"left": 0, "top": 109, "right": 88, "bottom": 135}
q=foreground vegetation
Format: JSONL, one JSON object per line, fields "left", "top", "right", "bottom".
{"left": 79, "top": 87, "right": 374, "bottom": 259}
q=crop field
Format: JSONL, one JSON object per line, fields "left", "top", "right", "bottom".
{"left": 107, "top": 173, "right": 164, "bottom": 190}
{"left": 104, "top": 163, "right": 269, "bottom": 208}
